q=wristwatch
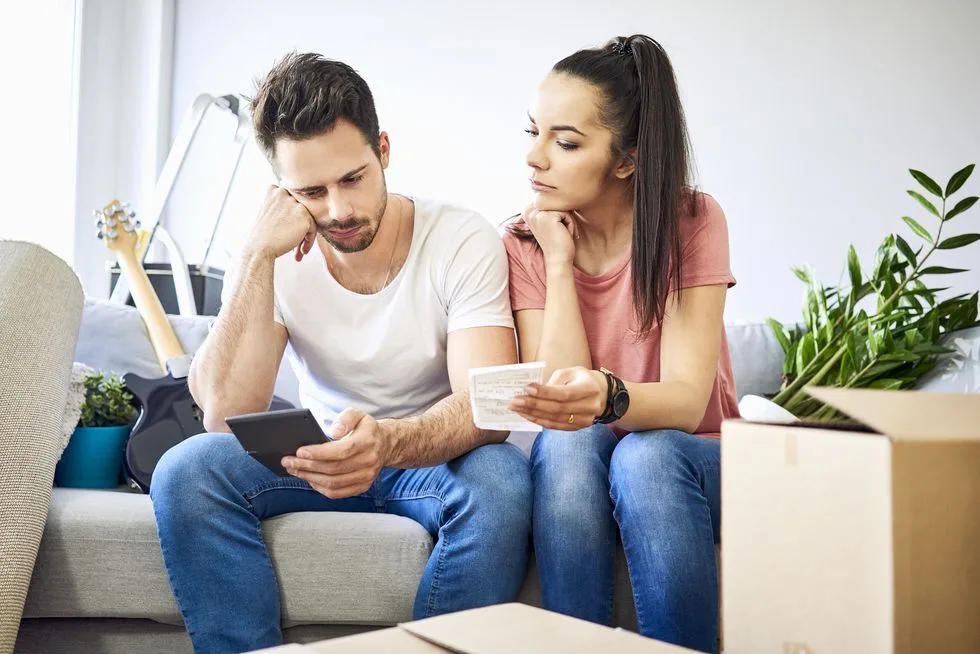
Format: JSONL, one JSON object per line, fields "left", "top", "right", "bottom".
{"left": 594, "top": 367, "right": 630, "bottom": 424}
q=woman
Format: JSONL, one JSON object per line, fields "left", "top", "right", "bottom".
{"left": 503, "top": 34, "right": 738, "bottom": 653}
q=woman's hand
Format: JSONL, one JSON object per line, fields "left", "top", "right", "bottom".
{"left": 509, "top": 366, "right": 608, "bottom": 430}
{"left": 523, "top": 206, "right": 577, "bottom": 267}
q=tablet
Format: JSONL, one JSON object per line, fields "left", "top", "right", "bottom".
{"left": 226, "top": 407, "right": 331, "bottom": 476}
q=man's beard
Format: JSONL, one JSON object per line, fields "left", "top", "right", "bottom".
{"left": 317, "top": 191, "right": 388, "bottom": 254}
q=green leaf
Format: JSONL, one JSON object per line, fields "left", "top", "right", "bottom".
{"left": 867, "top": 320, "right": 880, "bottom": 358}
{"left": 944, "top": 196, "right": 978, "bottom": 222}
{"left": 838, "top": 349, "right": 855, "bottom": 386}
{"left": 907, "top": 190, "right": 941, "bottom": 219}
{"left": 894, "top": 235, "right": 917, "bottom": 266}
{"left": 792, "top": 266, "right": 810, "bottom": 284}
{"left": 846, "top": 245, "right": 861, "bottom": 291}
{"left": 936, "top": 233, "right": 980, "bottom": 250}
{"left": 910, "top": 169, "right": 943, "bottom": 197}
{"left": 862, "top": 361, "right": 906, "bottom": 379}
{"left": 898, "top": 360, "right": 937, "bottom": 383}
{"left": 767, "top": 318, "right": 792, "bottom": 354}
{"left": 784, "top": 340, "right": 799, "bottom": 375}
{"left": 919, "top": 266, "right": 968, "bottom": 275}
{"left": 796, "top": 332, "right": 816, "bottom": 374}
{"left": 869, "top": 378, "right": 904, "bottom": 390}
{"left": 878, "top": 351, "right": 920, "bottom": 363}
{"left": 912, "top": 343, "right": 956, "bottom": 356}
{"left": 902, "top": 216, "right": 933, "bottom": 243}
{"left": 846, "top": 331, "right": 860, "bottom": 369}
{"left": 945, "top": 164, "right": 975, "bottom": 197}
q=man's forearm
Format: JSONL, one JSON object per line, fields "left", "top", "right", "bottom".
{"left": 190, "top": 251, "right": 281, "bottom": 424}
{"left": 377, "top": 391, "right": 506, "bottom": 468}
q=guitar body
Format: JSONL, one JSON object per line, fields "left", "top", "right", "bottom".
{"left": 123, "top": 372, "right": 294, "bottom": 492}
{"left": 96, "top": 199, "right": 293, "bottom": 493}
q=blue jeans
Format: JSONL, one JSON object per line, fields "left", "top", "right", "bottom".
{"left": 531, "top": 426, "right": 721, "bottom": 653}
{"left": 150, "top": 433, "right": 532, "bottom": 654}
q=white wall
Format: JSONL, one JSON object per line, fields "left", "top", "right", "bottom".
{"left": 71, "top": 0, "right": 175, "bottom": 298}
{"left": 0, "top": 0, "right": 76, "bottom": 262}
{"left": 166, "top": 0, "right": 980, "bottom": 323}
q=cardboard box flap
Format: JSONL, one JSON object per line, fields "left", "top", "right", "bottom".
{"left": 398, "top": 603, "right": 692, "bottom": 653}
{"left": 806, "top": 386, "right": 980, "bottom": 441}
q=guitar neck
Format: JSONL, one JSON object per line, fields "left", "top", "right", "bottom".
{"left": 116, "top": 251, "right": 186, "bottom": 371}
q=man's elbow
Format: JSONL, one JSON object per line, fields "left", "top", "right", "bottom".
{"left": 483, "top": 429, "right": 510, "bottom": 444}
{"left": 203, "top": 413, "right": 231, "bottom": 434}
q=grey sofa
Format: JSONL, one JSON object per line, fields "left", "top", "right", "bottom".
{"left": 7, "top": 242, "right": 979, "bottom": 653}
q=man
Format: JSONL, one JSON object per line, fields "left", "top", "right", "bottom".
{"left": 150, "top": 52, "right": 531, "bottom": 653}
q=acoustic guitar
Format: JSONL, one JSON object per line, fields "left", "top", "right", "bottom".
{"left": 96, "top": 199, "right": 292, "bottom": 492}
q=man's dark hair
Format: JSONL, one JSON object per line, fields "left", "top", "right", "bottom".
{"left": 250, "top": 52, "right": 381, "bottom": 162}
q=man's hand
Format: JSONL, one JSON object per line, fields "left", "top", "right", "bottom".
{"left": 248, "top": 185, "right": 319, "bottom": 263}
{"left": 281, "top": 408, "right": 389, "bottom": 499}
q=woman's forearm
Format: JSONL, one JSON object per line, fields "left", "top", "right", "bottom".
{"left": 615, "top": 379, "right": 711, "bottom": 434}
{"left": 534, "top": 263, "right": 592, "bottom": 378}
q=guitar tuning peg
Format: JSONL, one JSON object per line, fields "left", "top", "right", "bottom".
{"left": 95, "top": 218, "right": 104, "bottom": 227}
{"left": 96, "top": 230, "right": 105, "bottom": 240}
{"left": 133, "top": 220, "right": 142, "bottom": 229}
{"left": 105, "top": 217, "right": 117, "bottom": 227}
{"left": 127, "top": 210, "right": 136, "bottom": 219}
{"left": 93, "top": 209, "right": 103, "bottom": 218}
{"left": 107, "top": 229, "right": 117, "bottom": 239}
{"left": 124, "top": 224, "right": 135, "bottom": 233}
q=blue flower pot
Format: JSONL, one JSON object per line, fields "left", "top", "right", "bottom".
{"left": 54, "top": 425, "right": 130, "bottom": 489}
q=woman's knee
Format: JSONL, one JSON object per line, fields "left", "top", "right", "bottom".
{"left": 609, "top": 429, "right": 695, "bottom": 487}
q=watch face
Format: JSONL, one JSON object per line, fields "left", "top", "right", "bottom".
{"left": 613, "top": 392, "right": 630, "bottom": 417}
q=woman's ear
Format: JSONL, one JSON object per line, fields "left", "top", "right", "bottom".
{"left": 613, "top": 148, "right": 637, "bottom": 180}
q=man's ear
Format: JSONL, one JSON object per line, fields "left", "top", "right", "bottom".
{"left": 378, "top": 132, "right": 391, "bottom": 169}
{"left": 613, "top": 148, "right": 636, "bottom": 180}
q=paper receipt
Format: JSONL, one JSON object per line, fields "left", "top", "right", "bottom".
{"left": 469, "top": 362, "right": 546, "bottom": 432}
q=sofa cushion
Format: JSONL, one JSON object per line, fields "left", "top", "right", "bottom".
{"left": 24, "top": 488, "right": 432, "bottom": 627}
{"left": 725, "top": 321, "right": 785, "bottom": 399}
{"left": 75, "top": 298, "right": 300, "bottom": 406}
{"left": 918, "top": 326, "right": 980, "bottom": 393}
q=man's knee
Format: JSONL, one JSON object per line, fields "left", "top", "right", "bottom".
{"left": 448, "top": 443, "right": 532, "bottom": 531}
{"left": 150, "top": 432, "right": 241, "bottom": 499}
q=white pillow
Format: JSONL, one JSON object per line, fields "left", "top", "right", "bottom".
{"left": 737, "top": 394, "right": 800, "bottom": 424}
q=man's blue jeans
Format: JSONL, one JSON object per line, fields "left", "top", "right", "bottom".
{"left": 531, "top": 425, "right": 721, "bottom": 653}
{"left": 150, "top": 433, "right": 532, "bottom": 654}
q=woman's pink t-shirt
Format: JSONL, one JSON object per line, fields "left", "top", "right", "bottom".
{"left": 502, "top": 194, "right": 740, "bottom": 437}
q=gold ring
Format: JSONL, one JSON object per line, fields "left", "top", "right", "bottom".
{"left": 568, "top": 413, "right": 575, "bottom": 423}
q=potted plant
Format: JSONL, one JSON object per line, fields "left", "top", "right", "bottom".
{"left": 54, "top": 371, "right": 137, "bottom": 488}
{"left": 769, "top": 164, "right": 979, "bottom": 419}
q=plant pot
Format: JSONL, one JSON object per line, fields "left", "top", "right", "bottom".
{"left": 54, "top": 424, "right": 131, "bottom": 489}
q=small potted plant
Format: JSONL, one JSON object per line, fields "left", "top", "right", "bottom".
{"left": 54, "top": 371, "right": 137, "bottom": 488}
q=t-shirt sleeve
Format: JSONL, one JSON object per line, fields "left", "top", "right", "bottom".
{"left": 218, "top": 252, "right": 286, "bottom": 327}
{"left": 444, "top": 217, "right": 516, "bottom": 333}
{"left": 502, "top": 227, "right": 546, "bottom": 311}
{"left": 679, "top": 194, "right": 737, "bottom": 290}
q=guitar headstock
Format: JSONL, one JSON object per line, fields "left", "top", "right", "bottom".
{"left": 95, "top": 199, "right": 141, "bottom": 255}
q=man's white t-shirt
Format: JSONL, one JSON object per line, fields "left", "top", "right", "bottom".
{"left": 229, "top": 196, "right": 514, "bottom": 429}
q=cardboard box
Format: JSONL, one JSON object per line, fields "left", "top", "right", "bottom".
{"left": 251, "top": 603, "right": 697, "bottom": 653}
{"left": 722, "top": 387, "right": 980, "bottom": 654}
